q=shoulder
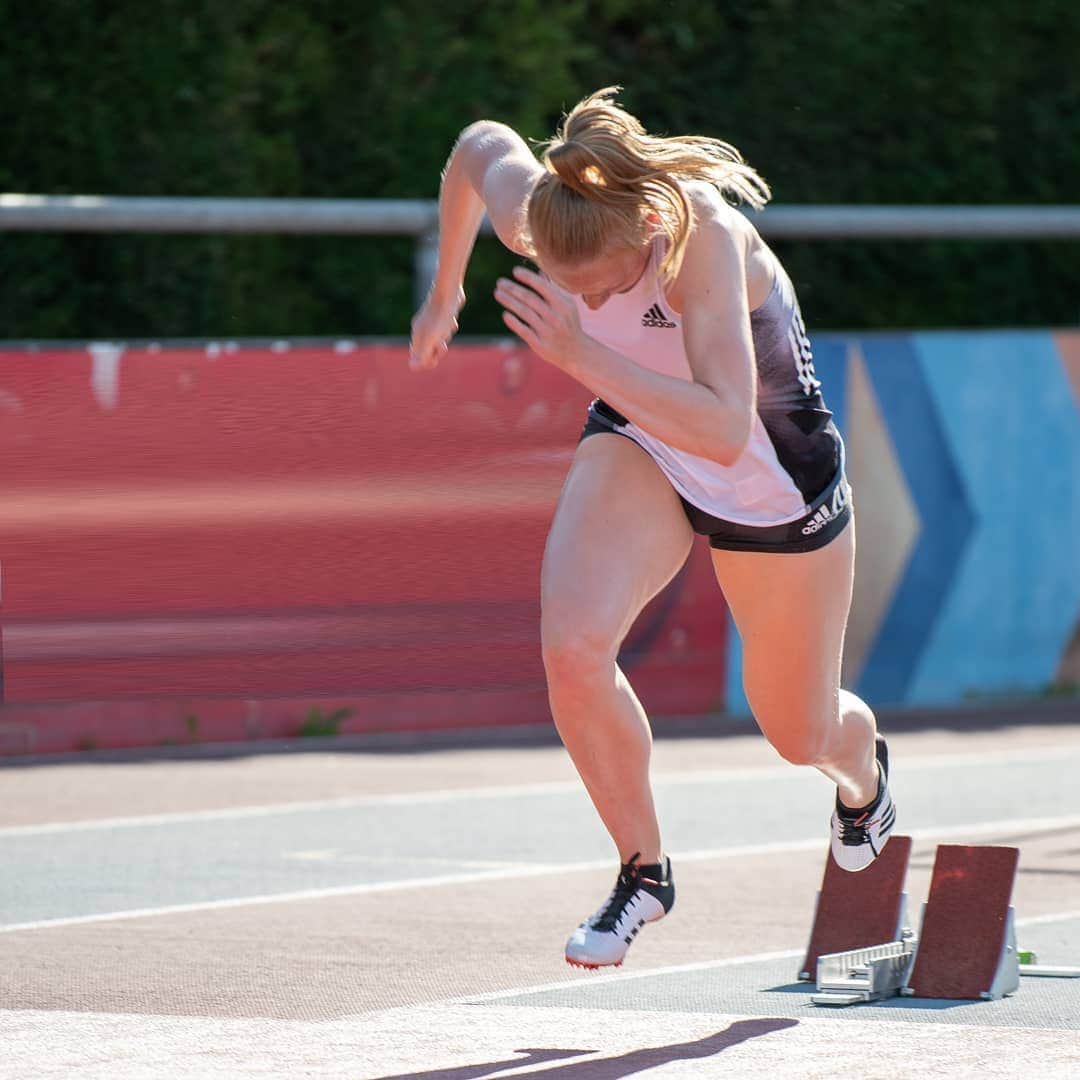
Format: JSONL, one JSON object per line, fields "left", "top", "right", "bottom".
{"left": 682, "top": 180, "right": 755, "bottom": 255}
{"left": 667, "top": 182, "right": 753, "bottom": 311}
{"left": 458, "top": 122, "right": 544, "bottom": 255}
{"left": 459, "top": 121, "right": 542, "bottom": 172}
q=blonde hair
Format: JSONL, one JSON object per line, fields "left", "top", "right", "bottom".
{"left": 523, "top": 87, "right": 771, "bottom": 286}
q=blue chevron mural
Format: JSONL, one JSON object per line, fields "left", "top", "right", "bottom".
{"left": 856, "top": 335, "right": 977, "bottom": 703}
{"left": 726, "top": 330, "right": 1080, "bottom": 713}
{"left": 908, "top": 332, "right": 1080, "bottom": 703}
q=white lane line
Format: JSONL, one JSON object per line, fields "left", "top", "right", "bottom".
{"left": 676, "top": 812, "right": 1080, "bottom": 862}
{"left": 4, "top": 813, "right": 1080, "bottom": 936}
{"left": 4, "top": 743, "right": 1079, "bottom": 837}
{"left": 1014, "top": 908, "right": 1080, "bottom": 928}
{"left": 445, "top": 948, "right": 808, "bottom": 1006}
{"left": 0, "top": 864, "right": 563, "bottom": 935}
{"left": 0, "top": 783, "right": 585, "bottom": 837}
{"left": 280, "top": 851, "right": 526, "bottom": 870}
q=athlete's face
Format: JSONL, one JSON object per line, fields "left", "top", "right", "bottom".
{"left": 539, "top": 244, "right": 652, "bottom": 310}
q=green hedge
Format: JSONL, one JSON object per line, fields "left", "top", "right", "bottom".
{"left": 1, "top": 1, "right": 1077, "bottom": 339}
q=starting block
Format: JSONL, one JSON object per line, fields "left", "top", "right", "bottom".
{"left": 903, "top": 844, "right": 1020, "bottom": 1000}
{"left": 803, "top": 840, "right": 1080, "bottom": 1006}
{"left": 798, "top": 834, "right": 913, "bottom": 982}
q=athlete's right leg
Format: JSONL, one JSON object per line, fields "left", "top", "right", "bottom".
{"left": 542, "top": 432, "right": 694, "bottom": 967}
{"left": 541, "top": 432, "right": 694, "bottom": 865}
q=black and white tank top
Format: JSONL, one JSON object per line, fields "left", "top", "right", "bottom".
{"left": 572, "top": 238, "right": 842, "bottom": 526}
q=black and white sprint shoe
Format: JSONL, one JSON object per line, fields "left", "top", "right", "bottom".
{"left": 565, "top": 853, "right": 674, "bottom": 969}
{"left": 830, "top": 734, "right": 896, "bottom": 872}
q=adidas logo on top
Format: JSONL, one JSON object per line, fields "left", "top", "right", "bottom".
{"left": 641, "top": 304, "right": 676, "bottom": 328}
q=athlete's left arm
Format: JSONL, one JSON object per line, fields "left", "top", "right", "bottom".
{"left": 494, "top": 208, "right": 756, "bottom": 465}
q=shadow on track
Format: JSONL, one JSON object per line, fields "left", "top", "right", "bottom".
{"left": 368, "top": 1018, "right": 799, "bottom": 1080}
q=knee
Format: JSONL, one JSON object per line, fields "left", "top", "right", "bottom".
{"left": 540, "top": 612, "right": 619, "bottom": 690}
{"left": 750, "top": 699, "right": 831, "bottom": 767}
{"left": 769, "top": 725, "right": 830, "bottom": 768}
{"left": 760, "top": 690, "right": 875, "bottom": 768}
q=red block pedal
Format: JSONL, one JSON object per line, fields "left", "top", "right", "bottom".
{"left": 799, "top": 834, "right": 912, "bottom": 982}
{"left": 905, "top": 844, "right": 1020, "bottom": 1000}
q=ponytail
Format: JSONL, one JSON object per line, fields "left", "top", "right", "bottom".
{"left": 524, "top": 87, "right": 771, "bottom": 285}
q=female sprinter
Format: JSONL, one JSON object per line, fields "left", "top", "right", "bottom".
{"left": 409, "top": 88, "right": 895, "bottom": 970}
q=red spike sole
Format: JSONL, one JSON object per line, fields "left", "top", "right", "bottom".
{"left": 565, "top": 956, "right": 623, "bottom": 971}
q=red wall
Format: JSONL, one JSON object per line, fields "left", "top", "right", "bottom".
{"left": 0, "top": 342, "right": 727, "bottom": 754}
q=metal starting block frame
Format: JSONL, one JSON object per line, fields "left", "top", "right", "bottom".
{"left": 811, "top": 938, "right": 918, "bottom": 1006}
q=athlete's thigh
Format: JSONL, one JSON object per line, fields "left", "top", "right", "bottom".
{"left": 711, "top": 520, "right": 855, "bottom": 733}
{"left": 542, "top": 433, "right": 694, "bottom": 646}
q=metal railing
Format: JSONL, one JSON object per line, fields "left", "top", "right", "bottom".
{"left": 3, "top": 194, "right": 1079, "bottom": 306}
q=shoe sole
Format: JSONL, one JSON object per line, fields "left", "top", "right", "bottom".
{"left": 564, "top": 956, "right": 623, "bottom": 971}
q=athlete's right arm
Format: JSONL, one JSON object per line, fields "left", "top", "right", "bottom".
{"left": 409, "top": 121, "right": 542, "bottom": 369}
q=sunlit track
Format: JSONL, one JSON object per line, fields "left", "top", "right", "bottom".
{"left": 3, "top": 720, "right": 1079, "bottom": 1078}
{"left": 4, "top": 741, "right": 1078, "bottom": 837}
{"left": 4, "top": 815, "right": 1080, "bottom": 936}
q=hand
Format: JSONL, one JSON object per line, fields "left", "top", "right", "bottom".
{"left": 409, "top": 287, "right": 465, "bottom": 370}
{"left": 494, "top": 267, "right": 586, "bottom": 371}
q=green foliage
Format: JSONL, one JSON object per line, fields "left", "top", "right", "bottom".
{"left": 1, "top": 1, "right": 1078, "bottom": 338}
{"left": 298, "top": 706, "right": 354, "bottom": 738}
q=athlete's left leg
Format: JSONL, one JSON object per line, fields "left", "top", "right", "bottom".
{"left": 710, "top": 517, "right": 881, "bottom": 812}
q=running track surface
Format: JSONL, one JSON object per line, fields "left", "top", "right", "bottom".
{"left": 2, "top": 703, "right": 1079, "bottom": 1079}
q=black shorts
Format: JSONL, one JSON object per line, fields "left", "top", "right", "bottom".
{"left": 579, "top": 402, "right": 851, "bottom": 554}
